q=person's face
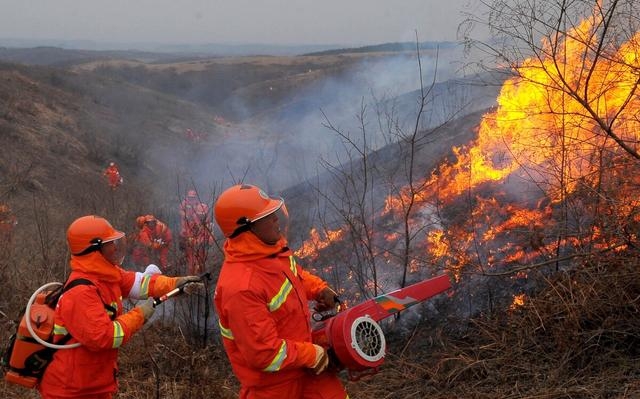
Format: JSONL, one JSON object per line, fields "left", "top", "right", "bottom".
{"left": 250, "top": 213, "right": 281, "bottom": 245}
{"left": 100, "top": 237, "right": 127, "bottom": 265}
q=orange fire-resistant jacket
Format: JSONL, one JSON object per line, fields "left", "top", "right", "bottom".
{"left": 136, "top": 220, "right": 172, "bottom": 250}
{"left": 38, "top": 251, "right": 178, "bottom": 398}
{"left": 214, "top": 232, "right": 329, "bottom": 390}
{"left": 179, "top": 198, "right": 210, "bottom": 238}
{"left": 103, "top": 165, "right": 122, "bottom": 188}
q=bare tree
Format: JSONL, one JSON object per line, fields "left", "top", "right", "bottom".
{"left": 308, "top": 40, "right": 467, "bottom": 299}
{"left": 385, "top": 39, "right": 440, "bottom": 289}
{"left": 315, "top": 102, "right": 380, "bottom": 297}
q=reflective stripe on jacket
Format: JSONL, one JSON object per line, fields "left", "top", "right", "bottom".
{"left": 215, "top": 246, "right": 328, "bottom": 388}
{"left": 38, "top": 252, "right": 177, "bottom": 398}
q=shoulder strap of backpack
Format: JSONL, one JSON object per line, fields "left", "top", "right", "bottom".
{"left": 62, "top": 278, "right": 117, "bottom": 320}
{"left": 63, "top": 278, "right": 93, "bottom": 292}
{"left": 42, "top": 279, "right": 97, "bottom": 347}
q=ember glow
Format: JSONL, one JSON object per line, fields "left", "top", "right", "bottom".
{"left": 509, "top": 293, "right": 526, "bottom": 311}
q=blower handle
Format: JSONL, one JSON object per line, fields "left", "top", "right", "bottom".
{"left": 312, "top": 294, "right": 343, "bottom": 322}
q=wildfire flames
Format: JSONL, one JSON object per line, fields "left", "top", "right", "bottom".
{"left": 295, "top": 11, "right": 640, "bottom": 300}
{"left": 509, "top": 293, "right": 526, "bottom": 311}
{"left": 296, "top": 227, "right": 345, "bottom": 260}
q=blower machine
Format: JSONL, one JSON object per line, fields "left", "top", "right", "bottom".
{"left": 311, "top": 273, "right": 451, "bottom": 380}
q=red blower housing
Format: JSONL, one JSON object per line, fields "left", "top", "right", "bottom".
{"left": 312, "top": 274, "right": 452, "bottom": 379}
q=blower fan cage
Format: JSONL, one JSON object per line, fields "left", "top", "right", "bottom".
{"left": 349, "top": 315, "right": 386, "bottom": 363}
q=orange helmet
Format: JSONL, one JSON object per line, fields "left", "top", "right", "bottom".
{"left": 67, "top": 215, "right": 125, "bottom": 256}
{"left": 136, "top": 216, "right": 146, "bottom": 229}
{"left": 214, "top": 184, "right": 283, "bottom": 237}
{"left": 144, "top": 214, "right": 156, "bottom": 223}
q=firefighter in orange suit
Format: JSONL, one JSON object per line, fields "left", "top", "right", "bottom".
{"left": 179, "top": 190, "right": 212, "bottom": 274}
{"left": 131, "top": 214, "right": 173, "bottom": 272}
{"left": 38, "top": 215, "right": 203, "bottom": 399}
{"left": 130, "top": 216, "right": 148, "bottom": 270}
{"left": 213, "top": 184, "right": 348, "bottom": 399}
{"left": 103, "top": 162, "right": 123, "bottom": 190}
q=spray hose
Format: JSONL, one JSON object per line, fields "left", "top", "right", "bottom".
{"left": 26, "top": 272, "right": 212, "bottom": 349}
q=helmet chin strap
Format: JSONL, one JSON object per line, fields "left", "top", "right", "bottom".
{"left": 229, "top": 217, "right": 252, "bottom": 238}
{"left": 73, "top": 238, "right": 103, "bottom": 256}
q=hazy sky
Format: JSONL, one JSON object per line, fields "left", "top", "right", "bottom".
{"left": 0, "top": 0, "right": 480, "bottom": 47}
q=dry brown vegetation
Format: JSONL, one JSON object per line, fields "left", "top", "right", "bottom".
{"left": 2, "top": 42, "right": 640, "bottom": 398}
{"left": 344, "top": 257, "right": 640, "bottom": 398}
{"left": 5, "top": 256, "right": 637, "bottom": 398}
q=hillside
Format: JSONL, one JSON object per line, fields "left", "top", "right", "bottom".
{"left": 0, "top": 61, "right": 225, "bottom": 225}
{"left": 0, "top": 47, "right": 494, "bottom": 266}
{"left": 2, "top": 46, "right": 639, "bottom": 399}
{"left": 62, "top": 45, "right": 479, "bottom": 192}
{"left": 302, "top": 40, "right": 459, "bottom": 56}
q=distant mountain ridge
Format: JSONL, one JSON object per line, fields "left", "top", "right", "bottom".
{"left": 0, "top": 39, "right": 460, "bottom": 65}
{"left": 0, "top": 38, "right": 347, "bottom": 57}
{"left": 302, "top": 41, "right": 459, "bottom": 56}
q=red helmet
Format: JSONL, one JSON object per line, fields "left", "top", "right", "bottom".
{"left": 67, "top": 215, "right": 125, "bottom": 256}
{"left": 214, "top": 184, "right": 283, "bottom": 237}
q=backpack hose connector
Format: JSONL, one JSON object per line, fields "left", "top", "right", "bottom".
{"left": 25, "top": 282, "right": 81, "bottom": 350}
{"left": 3, "top": 282, "right": 81, "bottom": 388}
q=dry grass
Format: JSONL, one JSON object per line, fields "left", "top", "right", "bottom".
{"left": 343, "top": 254, "right": 640, "bottom": 399}
{"left": 4, "top": 251, "right": 640, "bottom": 399}
{"left": 1, "top": 52, "right": 638, "bottom": 399}
{"left": 116, "top": 324, "right": 239, "bottom": 399}
{"left": 5, "top": 253, "right": 638, "bottom": 398}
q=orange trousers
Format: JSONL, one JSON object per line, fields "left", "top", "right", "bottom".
{"left": 239, "top": 371, "right": 348, "bottom": 399}
{"left": 40, "top": 392, "right": 112, "bottom": 399}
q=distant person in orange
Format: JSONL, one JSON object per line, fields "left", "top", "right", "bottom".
{"left": 179, "top": 190, "right": 212, "bottom": 274}
{"left": 130, "top": 216, "right": 148, "bottom": 270}
{"left": 184, "top": 128, "right": 201, "bottom": 143}
{"left": 103, "top": 162, "right": 123, "bottom": 190}
{"left": 0, "top": 204, "right": 17, "bottom": 244}
{"left": 131, "top": 215, "right": 173, "bottom": 272}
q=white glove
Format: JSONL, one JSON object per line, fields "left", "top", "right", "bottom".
{"left": 144, "top": 264, "right": 162, "bottom": 275}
